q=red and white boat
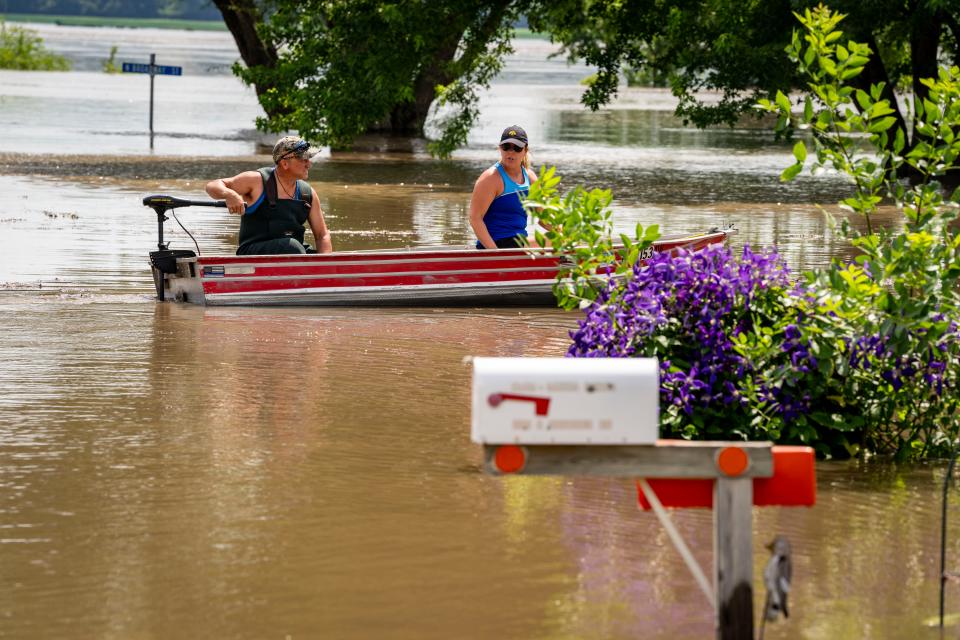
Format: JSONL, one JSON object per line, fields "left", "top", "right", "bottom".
{"left": 144, "top": 195, "right": 735, "bottom": 307}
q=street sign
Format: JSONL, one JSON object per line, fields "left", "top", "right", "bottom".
{"left": 122, "top": 62, "right": 182, "bottom": 76}
{"left": 121, "top": 54, "right": 182, "bottom": 149}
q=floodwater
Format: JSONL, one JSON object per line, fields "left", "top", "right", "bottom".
{"left": 0, "top": 23, "right": 950, "bottom": 640}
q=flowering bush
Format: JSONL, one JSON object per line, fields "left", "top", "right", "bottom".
{"left": 562, "top": 237, "right": 959, "bottom": 458}
{"left": 568, "top": 244, "right": 794, "bottom": 438}
{"left": 529, "top": 5, "right": 960, "bottom": 459}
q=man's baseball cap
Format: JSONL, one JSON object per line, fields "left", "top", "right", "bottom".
{"left": 499, "top": 126, "right": 528, "bottom": 148}
{"left": 273, "top": 136, "right": 320, "bottom": 163}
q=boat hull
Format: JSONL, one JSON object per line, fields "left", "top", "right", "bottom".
{"left": 150, "top": 230, "right": 732, "bottom": 307}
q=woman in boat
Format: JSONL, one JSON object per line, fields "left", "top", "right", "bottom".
{"left": 204, "top": 136, "right": 333, "bottom": 255}
{"left": 468, "top": 125, "right": 539, "bottom": 249}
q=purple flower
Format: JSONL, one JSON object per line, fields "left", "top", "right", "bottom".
{"left": 569, "top": 244, "right": 793, "bottom": 424}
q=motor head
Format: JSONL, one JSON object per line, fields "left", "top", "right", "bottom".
{"left": 143, "top": 194, "right": 195, "bottom": 214}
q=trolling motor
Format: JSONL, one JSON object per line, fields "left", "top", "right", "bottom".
{"left": 144, "top": 194, "right": 225, "bottom": 300}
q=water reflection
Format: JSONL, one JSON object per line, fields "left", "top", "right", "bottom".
{"left": 546, "top": 107, "right": 778, "bottom": 150}
{"left": 0, "top": 301, "right": 578, "bottom": 637}
{"left": 3, "top": 301, "right": 959, "bottom": 638}
{"left": 3, "top": 308, "right": 931, "bottom": 635}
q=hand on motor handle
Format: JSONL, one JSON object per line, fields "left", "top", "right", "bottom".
{"left": 224, "top": 190, "right": 246, "bottom": 215}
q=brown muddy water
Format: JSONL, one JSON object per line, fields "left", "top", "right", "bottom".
{"left": 0, "top": 23, "right": 952, "bottom": 640}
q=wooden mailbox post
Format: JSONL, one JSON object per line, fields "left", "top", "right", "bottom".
{"left": 473, "top": 357, "right": 816, "bottom": 640}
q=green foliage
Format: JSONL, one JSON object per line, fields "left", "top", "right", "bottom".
{"left": 233, "top": 0, "right": 519, "bottom": 158}
{"left": 529, "top": 0, "right": 802, "bottom": 126}
{"left": 213, "top": 0, "right": 955, "bottom": 156}
{"left": 0, "top": 21, "right": 71, "bottom": 71}
{"left": 745, "top": 5, "right": 960, "bottom": 458}
{"left": 531, "top": 0, "right": 955, "bottom": 150}
{"left": 622, "top": 65, "right": 670, "bottom": 89}
{"left": 525, "top": 166, "right": 659, "bottom": 310}
{"left": 102, "top": 45, "right": 120, "bottom": 73}
{"left": 549, "top": 4, "right": 960, "bottom": 459}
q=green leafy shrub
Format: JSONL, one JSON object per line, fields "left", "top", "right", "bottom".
{"left": 103, "top": 45, "right": 120, "bottom": 73}
{"left": 529, "top": 166, "right": 660, "bottom": 311}
{"left": 0, "top": 21, "right": 70, "bottom": 71}
{"left": 754, "top": 4, "right": 960, "bottom": 458}
{"left": 528, "top": 4, "right": 960, "bottom": 459}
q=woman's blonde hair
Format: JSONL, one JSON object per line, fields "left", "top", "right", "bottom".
{"left": 522, "top": 148, "right": 531, "bottom": 170}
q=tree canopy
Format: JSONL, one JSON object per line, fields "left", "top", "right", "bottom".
{"left": 214, "top": 0, "right": 519, "bottom": 156}
{"left": 534, "top": 0, "right": 960, "bottom": 158}
{"left": 213, "top": 1, "right": 960, "bottom": 157}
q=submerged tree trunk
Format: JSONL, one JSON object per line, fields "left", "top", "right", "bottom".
{"left": 368, "top": 36, "right": 459, "bottom": 135}
{"left": 211, "top": 0, "right": 286, "bottom": 120}
{"left": 910, "top": 9, "right": 941, "bottom": 142}
{"left": 854, "top": 33, "right": 907, "bottom": 140}
{"left": 370, "top": 0, "right": 514, "bottom": 136}
{"left": 849, "top": 29, "right": 944, "bottom": 186}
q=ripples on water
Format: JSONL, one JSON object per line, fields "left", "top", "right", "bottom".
{"left": 0, "top": 23, "right": 947, "bottom": 640}
{"left": 4, "top": 300, "right": 959, "bottom": 639}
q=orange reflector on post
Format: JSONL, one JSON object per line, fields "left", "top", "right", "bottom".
{"left": 716, "top": 446, "right": 749, "bottom": 476}
{"left": 493, "top": 445, "right": 527, "bottom": 474}
{"left": 636, "top": 445, "right": 816, "bottom": 510}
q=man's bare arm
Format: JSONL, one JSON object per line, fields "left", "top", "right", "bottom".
{"left": 205, "top": 171, "right": 261, "bottom": 215}
{"left": 307, "top": 188, "right": 333, "bottom": 253}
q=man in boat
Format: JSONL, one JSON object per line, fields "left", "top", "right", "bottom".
{"left": 205, "top": 136, "right": 333, "bottom": 255}
{"left": 468, "top": 125, "right": 540, "bottom": 249}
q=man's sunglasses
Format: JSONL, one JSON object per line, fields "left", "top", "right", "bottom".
{"left": 500, "top": 143, "right": 525, "bottom": 153}
{"left": 279, "top": 140, "right": 311, "bottom": 161}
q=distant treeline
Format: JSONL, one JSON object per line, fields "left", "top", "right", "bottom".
{"left": 0, "top": 0, "right": 221, "bottom": 20}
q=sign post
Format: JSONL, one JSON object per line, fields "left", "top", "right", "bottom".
{"left": 121, "top": 54, "right": 183, "bottom": 149}
{"left": 472, "top": 357, "right": 816, "bottom": 640}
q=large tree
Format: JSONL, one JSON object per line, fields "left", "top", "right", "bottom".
{"left": 212, "top": 0, "right": 285, "bottom": 115}
{"left": 214, "top": 1, "right": 959, "bottom": 159}
{"left": 213, "top": 0, "right": 520, "bottom": 156}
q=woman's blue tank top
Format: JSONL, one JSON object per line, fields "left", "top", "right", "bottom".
{"left": 481, "top": 163, "right": 529, "bottom": 242}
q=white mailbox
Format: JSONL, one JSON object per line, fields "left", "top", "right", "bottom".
{"left": 471, "top": 357, "right": 659, "bottom": 445}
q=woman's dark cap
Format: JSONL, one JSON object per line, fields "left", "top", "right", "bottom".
{"left": 500, "top": 126, "right": 528, "bottom": 148}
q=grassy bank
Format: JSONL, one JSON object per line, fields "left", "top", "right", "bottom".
{"left": 0, "top": 13, "right": 226, "bottom": 31}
